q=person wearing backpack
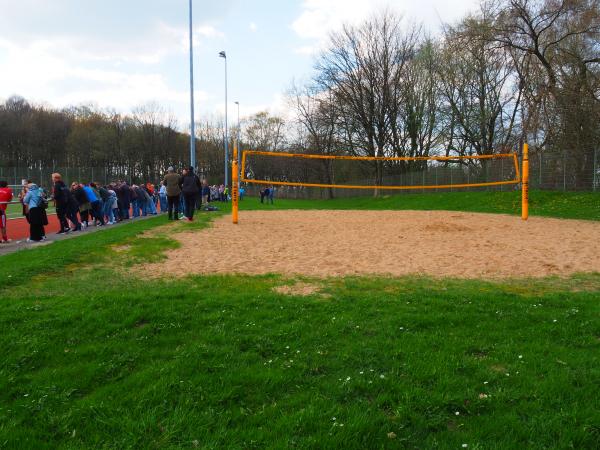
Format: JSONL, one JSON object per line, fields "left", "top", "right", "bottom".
{"left": 23, "top": 183, "right": 47, "bottom": 242}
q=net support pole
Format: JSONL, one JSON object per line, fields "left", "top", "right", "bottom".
{"left": 522, "top": 143, "right": 529, "bottom": 221}
{"left": 232, "top": 141, "right": 239, "bottom": 224}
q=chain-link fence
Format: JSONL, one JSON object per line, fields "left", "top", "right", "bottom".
{"left": 243, "top": 148, "right": 599, "bottom": 200}
{"left": 1, "top": 148, "right": 598, "bottom": 200}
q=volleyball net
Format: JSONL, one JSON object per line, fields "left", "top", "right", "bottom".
{"left": 241, "top": 150, "right": 521, "bottom": 190}
{"left": 231, "top": 145, "right": 530, "bottom": 223}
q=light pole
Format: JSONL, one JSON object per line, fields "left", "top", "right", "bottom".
{"left": 188, "top": 0, "right": 196, "bottom": 169}
{"left": 235, "top": 101, "right": 241, "bottom": 182}
{"left": 219, "top": 50, "right": 229, "bottom": 187}
{"left": 234, "top": 100, "right": 240, "bottom": 155}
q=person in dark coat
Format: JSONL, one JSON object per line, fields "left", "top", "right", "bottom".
{"left": 52, "top": 173, "right": 81, "bottom": 233}
{"left": 118, "top": 181, "right": 131, "bottom": 219}
{"left": 180, "top": 167, "right": 201, "bottom": 221}
{"left": 163, "top": 167, "right": 182, "bottom": 220}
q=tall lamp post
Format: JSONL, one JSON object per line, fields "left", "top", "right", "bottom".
{"left": 234, "top": 101, "right": 240, "bottom": 161}
{"left": 234, "top": 101, "right": 241, "bottom": 183}
{"left": 188, "top": 0, "right": 196, "bottom": 169}
{"left": 219, "top": 51, "right": 229, "bottom": 187}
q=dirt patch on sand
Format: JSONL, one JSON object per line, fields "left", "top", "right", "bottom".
{"left": 143, "top": 210, "right": 600, "bottom": 279}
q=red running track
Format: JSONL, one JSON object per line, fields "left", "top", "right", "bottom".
{"left": 7, "top": 214, "right": 62, "bottom": 241}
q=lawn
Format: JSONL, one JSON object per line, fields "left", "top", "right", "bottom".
{"left": 0, "top": 191, "right": 599, "bottom": 449}
{"left": 4, "top": 202, "right": 56, "bottom": 220}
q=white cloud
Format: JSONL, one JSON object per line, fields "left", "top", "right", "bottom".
{"left": 0, "top": 36, "right": 208, "bottom": 121}
{"left": 292, "top": 0, "right": 382, "bottom": 41}
{"left": 196, "top": 25, "right": 225, "bottom": 39}
{"left": 291, "top": 0, "right": 479, "bottom": 54}
{"left": 158, "top": 22, "right": 225, "bottom": 53}
{"left": 249, "top": 22, "right": 258, "bottom": 32}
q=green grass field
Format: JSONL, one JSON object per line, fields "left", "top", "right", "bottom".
{"left": 1, "top": 191, "right": 599, "bottom": 449}
{"left": 4, "top": 201, "right": 56, "bottom": 219}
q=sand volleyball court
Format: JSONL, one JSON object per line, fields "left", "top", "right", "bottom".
{"left": 149, "top": 210, "right": 600, "bottom": 279}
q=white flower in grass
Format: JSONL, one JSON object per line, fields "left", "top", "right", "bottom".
{"left": 286, "top": 346, "right": 289, "bottom": 349}
{"left": 380, "top": 374, "right": 385, "bottom": 379}
{"left": 518, "top": 355, "right": 523, "bottom": 359}
{"left": 359, "top": 371, "right": 364, "bottom": 375}
{"left": 339, "top": 423, "right": 344, "bottom": 427}
{"left": 553, "top": 319, "right": 558, "bottom": 323}
{"left": 483, "top": 381, "right": 489, "bottom": 385}
{"left": 462, "top": 445, "right": 468, "bottom": 448}
{"left": 346, "top": 377, "right": 351, "bottom": 381}
{"left": 455, "top": 411, "right": 460, "bottom": 416}
{"left": 332, "top": 417, "right": 336, "bottom": 421}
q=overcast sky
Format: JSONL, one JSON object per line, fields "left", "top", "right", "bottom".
{"left": 0, "top": 0, "right": 478, "bottom": 128}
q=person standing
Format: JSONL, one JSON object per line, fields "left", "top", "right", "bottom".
{"left": 159, "top": 183, "right": 168, "bottom": 213}
{"left": 84, "top": 183, "right": 105, "bottom": 226}
{"left": 52, "top": 173, "right": 73, "bottom": 234}
{"left": 268, "top": 185, "right": 275, "bottom": 204}
{"left": 201, "top": 179, "right": 210, "bottom": 209}
{"left": 118, "top": 181, "right": 131, "bottom": 220}
{"left": 163, "top": 166, "right": 182, "bottom": 220}
{"left": 71, "top": 182, "right": 90, "bottom": 228}
{"left": 0, "top": 180, "right": 13, "bottom": 243}
{"left": 180, "top": 167, "right": 201, "bottom": 221}
{"left": 23, "top": 183, "right": 46, "bottom": 242}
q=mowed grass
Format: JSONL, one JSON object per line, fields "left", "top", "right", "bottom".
{"left": 4, "top": 202, "right": 56, "bottom": 219}
{"left": 1, "top": 192, "right": 599, "bottom": 449}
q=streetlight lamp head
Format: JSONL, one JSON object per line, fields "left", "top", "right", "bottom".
{"left": 219, "top": 51, "right": 226, "bottom": 58}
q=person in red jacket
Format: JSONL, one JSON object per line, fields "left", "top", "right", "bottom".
{"left": 0, "top": 180, "right": 14, "bottom": 243}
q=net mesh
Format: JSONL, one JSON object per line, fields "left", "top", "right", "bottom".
{"left": 241, "top": 151, "right": 521, "bottom": 191}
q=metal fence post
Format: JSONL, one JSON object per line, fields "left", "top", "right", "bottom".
{"left": 563, "top": 151, "right": 567, "bottom": 191}
{"left": 539, "top": 152, "right": 542, "bottom": 188}
{"left": 501, "top": 158, "right": 504, "bottom": 191}
{"left": 594, "top": 148, "right": 598, "bottom": 192}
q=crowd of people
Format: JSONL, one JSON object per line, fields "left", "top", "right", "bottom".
{"left": 0, "top": 166, "right": 246, "bottom": 244}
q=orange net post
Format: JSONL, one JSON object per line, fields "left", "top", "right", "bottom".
{"left": 522, "top": 143, "right": 529, "bottom": 221}
{"left": 232, "top": 142, "right": 239, "bottom": 224}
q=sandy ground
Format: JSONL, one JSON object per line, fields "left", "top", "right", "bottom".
{"left": 149, "top": 210, "right": 600, "bottom": 279}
